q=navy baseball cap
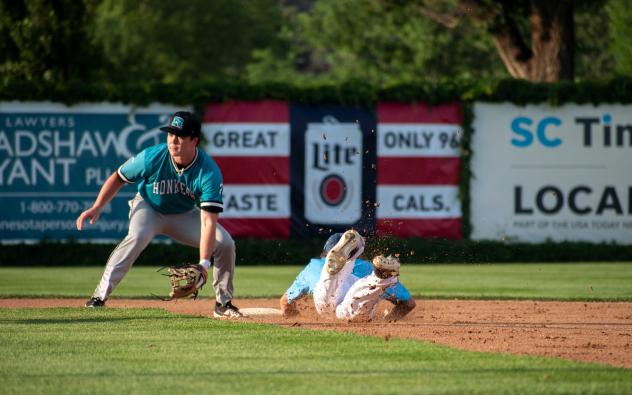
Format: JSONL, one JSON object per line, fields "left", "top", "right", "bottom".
{"left": 160, "top": 111, "right": 201, "bottom": 138}
{"left": 323, "top": 233, "right": 343, "bottom": 254}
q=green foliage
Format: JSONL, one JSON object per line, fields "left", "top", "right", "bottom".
{"left": 3, "top": 77, "right": 632, "bottom": 105}
{"left": 0, "top": 0, "right": 105, "bottom": 82}
{"left": 0, "top": 1, "right": 622, "bottom": 85}
{"left": 92, "top": 0, "right": 285, "bottom": 83}
{"left": 607, "top": 0, "right": 632, "bottom": 75}
{"left": 575, "top": 2, "right": 616, "bottom": 80}
{"left": 300, "top": 0, "right": 436, "bottom": 84}
{"left": 246, "top": 0, "right": 507, "bottom": 84}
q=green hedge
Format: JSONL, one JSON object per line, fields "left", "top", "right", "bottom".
{"left": 3, "top": 77, "right": 632, "bottom": 105}
{"left": 1, "top": 238, "right": 630, "bottom": 266}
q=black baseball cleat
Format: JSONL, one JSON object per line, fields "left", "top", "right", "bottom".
{"left": 85, "top": 297, "right": 106, "bottom": 308}
{"left": 214, "top": 301, "right": 243, "bottom": 318}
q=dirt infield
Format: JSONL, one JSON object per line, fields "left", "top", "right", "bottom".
{"left": 2, "top": 298, "right": 631, "bottom": 369}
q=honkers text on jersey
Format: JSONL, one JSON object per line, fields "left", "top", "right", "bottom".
{"left": 152, "top": 179, "right": 195, "bottom": 199}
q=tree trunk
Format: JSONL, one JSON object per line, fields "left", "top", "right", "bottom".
{"left": 492, "top": 0, "right": 574, "bottom": 82}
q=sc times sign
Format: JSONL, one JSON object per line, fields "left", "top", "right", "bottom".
{"left": 0, "top": 102, "right": 188, "bottom": 243}
{"left": 471, "top": 103, "right": 632, "bottom": 244}
{"left": 511, "top": 113, "right": 631, "bottom": 148}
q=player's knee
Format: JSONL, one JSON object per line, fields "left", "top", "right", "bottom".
{"left": 217, "top": 233, "right": 235, "bottom": 250}
{"left": 215, "top": 237, "right": 235, "bottom": 257}
{"left": 127, "top": 229, "right": 154, "bottom": 246}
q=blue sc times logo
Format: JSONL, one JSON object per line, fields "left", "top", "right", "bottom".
{"left": 511, "top": 113, "right": 632, "bottom": 148}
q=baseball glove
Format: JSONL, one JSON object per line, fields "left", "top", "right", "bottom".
{"left": 161, "top": 263, "right": 208, "bottom": 300}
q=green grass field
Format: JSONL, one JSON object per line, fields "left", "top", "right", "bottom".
{"left": 1, "top": 262, "right": 631, "bottom": 300}
{"left": 1, "top": 263, "right": 631, "bottom": 394}
{"left": 1, "top": 308, "right": 631, "bottom": 395}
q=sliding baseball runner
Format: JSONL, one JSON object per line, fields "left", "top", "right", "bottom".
{"left": 281, "top": 230, "right": 416, "bottom": 321}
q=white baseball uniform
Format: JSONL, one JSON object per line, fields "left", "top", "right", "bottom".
{"left": 313, "top": 258, "right": 398, "bottom": 321}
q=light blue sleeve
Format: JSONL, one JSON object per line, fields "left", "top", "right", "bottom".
{"left": 286, "top": 258, "right": 324, "bottom": 303}
{"left": 351, "top": 259, "right": 373, "bottom": 278}
{"left": 286, "top": 274, "right": 310, "bottom": 304}
{"left": 383, "top": 282, "right": 411, "bottom": 303}
{"left": 117, "top": 148, "right": 149, "bottom": 183}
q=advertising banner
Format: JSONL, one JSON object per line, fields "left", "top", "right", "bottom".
{"left": 290, "top": 105, "right": 377, "bottom": 238}
{"left": 304, "top": 116, "right": 363, "bottom": 224}
{"left": 376, "top": 102, "right": 463, "bottom": 238}
{"left": 471, "top": 103, "right": 632, "bottom": 244}
{"left": 0, "top": 102, "right": 186, "bottom": 243}
{"left": 202, "top": 100, "right": 290, "bottom": 238}
{"left": 1, "top": 100, "right": 463, "bottom": 242}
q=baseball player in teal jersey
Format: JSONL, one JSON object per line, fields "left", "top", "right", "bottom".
{"left": 77, "top": 111, "right": 242, "bottom": 318}
{"left": 280, "top": 231, "right": 416, "bottom": 321}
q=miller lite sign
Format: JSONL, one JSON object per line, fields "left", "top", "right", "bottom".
{"left": 304, "top": 116, "right": 363, "bottom": 224}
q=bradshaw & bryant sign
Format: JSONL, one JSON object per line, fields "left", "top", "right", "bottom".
{"left": 0, "top": 102, "right": 186, "bottom": 243}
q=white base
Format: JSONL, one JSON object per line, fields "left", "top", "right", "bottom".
{"left": 239, "top": 307, "right": 282, "bottom": 316}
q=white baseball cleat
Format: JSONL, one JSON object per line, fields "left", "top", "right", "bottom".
{"left": 325, "top": 229, "right": 365, "bottom": 274}
{"left": 372, "top": 255, "right": 400, "bottom": 278}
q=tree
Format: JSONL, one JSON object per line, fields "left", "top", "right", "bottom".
{"left": 248, "top": 0, "right": 617, "bottom": 84}
{"left": 417, "top": 0, "right": 610, "bottom": 82}
{"left": 92, "top": 0, "right": 285, "bottom": 83}
{"left": 0, "top": 0, "right": 105, "bottom": 82}
{"left": 246, "top": 0, "right": 506, "bottom": 85}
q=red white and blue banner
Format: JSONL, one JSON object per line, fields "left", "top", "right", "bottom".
{"left": 375, "top": 102, "right": 463, "bottom": 238}
{"left": 203, "top": 101, "right": 462, "bottom": 240}
{"left": 202, "top": 100, "right": 290, "bottom": 238}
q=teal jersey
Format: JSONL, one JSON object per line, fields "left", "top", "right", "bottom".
{"left": 117, "top": 143, "right": 224, "bottom": 214}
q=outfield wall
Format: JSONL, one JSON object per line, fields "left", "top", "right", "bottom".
{"left": 203, "top": 100, "right": 462, "bottom": 240}
{"left": 0, "top": 101, "right": 462, "bottom": 243}
{"left": 1, "top": 98, "right": 630, "bottom": 245}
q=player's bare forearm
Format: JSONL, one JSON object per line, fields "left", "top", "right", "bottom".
{"left": 93, "top": 172, "right": 125, "bottom": 209}
{"left": 76, "top": 171, "right": 125, "bottom": 230}
{"left": 199, "top": 210, "right": 218, "bottom": 261}
{"left": 280, "top": 293, "right": 299, "bottom": 317}
{"left": 384, "top": 299, "right": 416, "bottom": 321}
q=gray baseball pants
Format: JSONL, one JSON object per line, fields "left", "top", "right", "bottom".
{"left": 92, "top": 194, "right": 235, "bottom": 304}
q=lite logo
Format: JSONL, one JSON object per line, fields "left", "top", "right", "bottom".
{"left": 304, "top": 116, "right": 362, "bottom": 224}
